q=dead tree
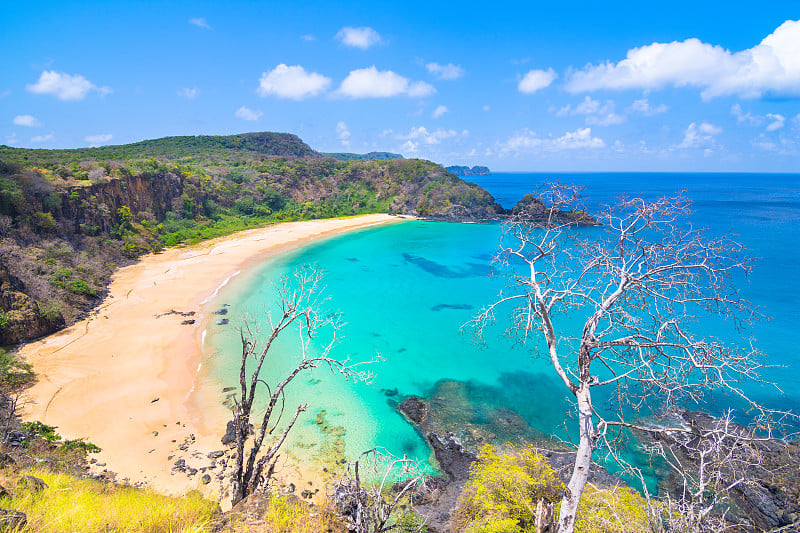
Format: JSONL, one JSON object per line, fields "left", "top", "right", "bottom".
{"left": 330, "top": 447, "right": 426, "bottom": 533}
{"left": 469, "top": 184, "right": 785, "bottom": 533}
{"left": 230, "top": 267, "right": 373, "bottom": 505}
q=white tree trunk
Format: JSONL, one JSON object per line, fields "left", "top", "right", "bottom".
{"left": 557, "top": 383, "right": 594, "bottom": 533}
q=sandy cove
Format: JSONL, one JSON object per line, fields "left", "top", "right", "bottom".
{"left": 18, "top": 214, "right": 404, "bottom": 503}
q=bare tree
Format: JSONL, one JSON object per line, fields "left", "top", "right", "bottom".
{"left": 230, "top": 267, "right": 373, "bottom": 505}
{"left": 469, "top": 184, "right": 781, "bottom": 532}
{"left": 330, "top": 447, "right": 426, "bottom": 533}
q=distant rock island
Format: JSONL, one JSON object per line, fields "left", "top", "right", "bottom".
{"left": 446, "top": 165, "right": 491, "bottom": 177}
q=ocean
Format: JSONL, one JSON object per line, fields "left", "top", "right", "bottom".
{"left": 200, "top": 172, "right": 800, "bottom": 484}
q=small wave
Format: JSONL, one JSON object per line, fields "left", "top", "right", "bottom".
{"left": 200, "top": 270, "right": 241, "bottom": 305}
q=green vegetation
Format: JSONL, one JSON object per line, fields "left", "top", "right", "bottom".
{"left": 0, "top": 132, "right": 501, "bottom": 344}
{"left": 0, "top": 348, "right": 33, "bottom": 384}
{"left": 453, "top": 445, "right": 650, "bottom": 533}
{"left": 19, "top": 421, "right": 61, "bottom": 443}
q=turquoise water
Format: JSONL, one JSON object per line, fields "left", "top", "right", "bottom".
{"left": 202, "top": 172, "right": 800, "bottom": 479}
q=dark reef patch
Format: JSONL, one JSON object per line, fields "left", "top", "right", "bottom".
{"left": 402, "top": 253, "right": 488, "bottom": 278}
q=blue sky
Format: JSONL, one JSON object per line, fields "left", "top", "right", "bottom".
{"left": 2, "top": 1, "right": 799, "bottom": 172}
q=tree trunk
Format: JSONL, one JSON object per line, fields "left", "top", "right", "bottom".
{"left": 556, "top": 383, "right": 594, "bottom": 533}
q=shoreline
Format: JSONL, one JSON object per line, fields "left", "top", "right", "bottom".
{"left": 18, "top": 214, "right": 406, "bottom": 502}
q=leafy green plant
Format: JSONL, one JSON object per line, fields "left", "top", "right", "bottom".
{"left": 0, "top": 348, "right": 33, "bottom": 384}
{"left": 20, "top": 421, "right": 61, "bottom": 443}
{"left": 61, "top": 438, "right": 101, "bottom": 454}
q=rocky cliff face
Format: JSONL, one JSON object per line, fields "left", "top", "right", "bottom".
{"left": 0, "top": 264, "right": 64, "bottom": 345}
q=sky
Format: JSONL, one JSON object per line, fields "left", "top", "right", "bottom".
{"left": 2, "top": 0, "right": 799, "bottom": 172}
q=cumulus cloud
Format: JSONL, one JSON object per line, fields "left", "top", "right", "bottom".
{"left": 426, "top": 62, "right": 465, "bottom": 80}
{"left": 629, "top": 98, "right": 668, "bottom": 115}
{"left": 766, "top": 113, "right": 786, "bottom": 131}
{"left": 566, "top": 19, "right": 800, "bottom": 99}
{"left": 257, "top": 64, "right": 331, "bottom": 100}
{"left": 432, "top": 105, "right": 449, "bottom": 118}
{"left": 731, "top": 104, "right": 787, "bottom": 131}
{"left": 556, "top": 96, "right": 626, "bottom": 126}
{"left": 336, "top": 67, "right": 435, "bottom": 99}
{"left": 235, "top": 106, "right": 263, "bottom": 121}
{"left": 731, "top": 103, "right": 762, "bottom": 125}
{"left": 189, "top": 17, "right": 211, "bottom": 29}
{"left": 679, "top": 122, "right": 722, "bottom": 149}
{"left": 27, "top": 70, "right": 111, "bottom": 101}
{"left": 502, "top": 127, "right": 605, "bottom": 153}
{"left": 177, "top": 87, "right": 198, "bottom": 99}
{"left": 85, "top": 134, "right": 112, "bottom": 145}
{"left": 336, "top": 121, "right": 351, "bottom": 146}
{"left": 335, "top": 26, "right": 381, "bottom": 49}
{"left": 13, "top": 115, "right": 41, "bottom": 127}
{"left": 31, "top": 133, "right": 55, "bottom": 143}
{"left": 518, "top": 68, "right": 557, "bottom": 94}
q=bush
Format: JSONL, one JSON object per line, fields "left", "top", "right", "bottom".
{"left": 453, "top": 445, "right": 651, "bottom": 533}
{"left": 61, "top": 438, "right": 101, "bottom": 454}
{"left": 453, "top": 445, "right": 563, "bottom": 533}
{"left": 20, "top": 421, "right": 60, "bottom": 442}
{"left": 0, "top": 348, "right": 33, "bottom": 384}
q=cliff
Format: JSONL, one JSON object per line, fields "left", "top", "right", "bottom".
{"left": 0, "top": 133, "right": 504, "bottom": 344}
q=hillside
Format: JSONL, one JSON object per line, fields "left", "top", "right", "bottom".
{"left": 0, "top": 132, "right": 503, "bottom": 344}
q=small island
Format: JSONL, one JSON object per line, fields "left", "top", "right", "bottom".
{"left": 446, "top": 165, "right": 491, "bottom": 177}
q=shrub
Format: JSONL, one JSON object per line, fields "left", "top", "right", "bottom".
{"left": 20, "top": 421, "right": 60, "bottom": 443}
{"left": 453, "top": 445, "right": 651, "bottom": 533}
{"left": 453, "top": 445, "right": 563, "bottom": 533}
{"left": 0, "top": 348, "right": 33, "bottom": 384}
{"left": 61, "top": 438, "right": 102, "bottom": 454}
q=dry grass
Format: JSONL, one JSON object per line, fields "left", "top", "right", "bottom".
{"left": 0, "top": 469, "right": 217, "bottom": 532}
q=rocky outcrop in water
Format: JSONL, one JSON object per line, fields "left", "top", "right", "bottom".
{"left": 643, "top": 410, "right": 800, "bottom": 531}
{"left": 445, "top": 165, "right": 491, "bottom": 177}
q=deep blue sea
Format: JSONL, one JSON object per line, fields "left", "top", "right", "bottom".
{"left": 201, "top": 172, "right": 800, "bottom": 483}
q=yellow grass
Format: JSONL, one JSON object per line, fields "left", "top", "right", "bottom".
{"left": 1, "top": 469, "right": 217, "bottom": 532}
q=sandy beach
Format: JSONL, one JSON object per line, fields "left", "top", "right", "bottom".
{"left": 18, "top": 214, "right": 404, "bottom": 503}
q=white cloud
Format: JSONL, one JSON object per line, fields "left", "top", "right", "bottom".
{"left": 335, "top": 26, "right": 381, "bottom": 49}
{"left": 566, "top": 19, "right": 800, "bottom": 99}
{"left": 501, "top": 127, "right": 606, "bottom": 153}
{"left": 85, "top": 133, "right": 112, "bottom": 145}
{"left": 177, "top": 87, "right": 198, "bottom": 99}
{"left": 235, "top": 106, "right": 262, "bottom": 121}
{"left": 679, "top": 122, "right": 721, "bottom": 149}
{"left": 432, "top": 105, "right": 449, "bottom": 118}
{"left": 731, "top": 105, "right": 787, "bottom": 132}
{"left": 27, "top": 70, "right": 111, "bottom": 101}
{"left": 336, "top": 121, "right": 351, "bottom": 146}
{"left": 731, "top": 103, "right": 762, "bottom": 125}
{"left": 257, "top": 64, "right": 331, "bottom": 100}
{"left": 189, "top": 17, "right": 210, "bottom": 29}
{"left": 13, "top": 115, "right": 41, "bottom": 127}
{"left": 31, "top": 133, "right": 54, "bottom": 143}
{"left": 629, "top": 98, "right": 668, "bottom": 115}
{"left": 4, "top": 133, "right": 18, "bottom": 145}
{"left": 557, "top": 96, "right": 625, "bottom": 126}
{"left": 301, "top": 34, "right": 315, "bottom": 41}
{"left": 766, "top": 113, "right": 786, "bottom": 131}
{"left": 518, "top": 68, "right": 557, "bottom": 94}
{"left": 397, "top": 126, "right": 461, "bottom": 145}
{"left": 336, "top": 66, "right": 435, "bottom": 99}
{"left": 426, "top": 62, "right": 465, "bottom": 80}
